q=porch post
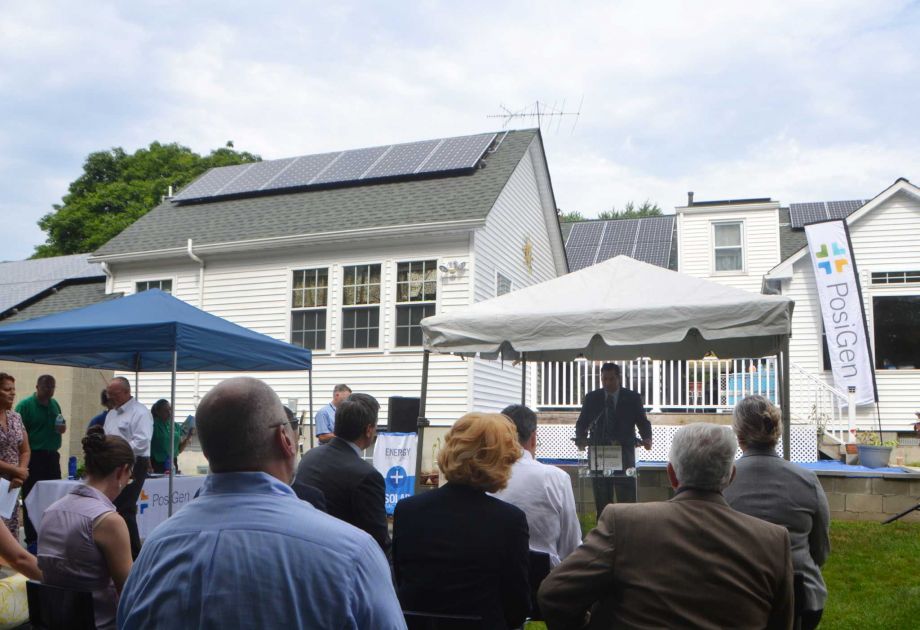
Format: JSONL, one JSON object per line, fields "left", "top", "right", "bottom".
{"left": 414, "top": 350, "right": 431, "bottom": 494}
{"left": 780, "top": 338, "right": 791, "bottom": 461}
{"left": 651, "top": 360, "right": 662, "bottom": 413}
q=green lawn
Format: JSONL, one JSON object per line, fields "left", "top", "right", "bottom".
{"left": 528, "top": 519, "right": 920, "bottom": 629}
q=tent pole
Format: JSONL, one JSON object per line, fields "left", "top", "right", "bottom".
{"left": 308, "top": 369, "right": 314, "bottom": 450}
{"left": 520, "top": 354, "right": 527, "bottom": 406}
{"left": 414, "top": 350, "right": 431, "bottom": 495}
{"left": 780, "top": 337, "right": 791, "bottom": 461}
{"left": 168, "top": 349, "right": 177, "bottom": 517}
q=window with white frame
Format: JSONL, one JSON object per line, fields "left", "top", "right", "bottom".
{"left": 496, "top": 272, "right": 512, "bottom": 296}
{"left": 873, "top": 295, "right": 920, "bottom": 369}
{"left": 712, "top": 222, "right": 744, "bottom": 272}
{"left": 291, "top": 268, "right": 328, "bottom": 350}
{"left": 342, "top": 264, "right": 381, "bottom": 349}
{"left": 395, "top": 260, "right": 437, "bottom": 347}
{"left": 871, "top": 270, "right": 920, "bottom": 285}
{"left": 136, "top": 279, "right": 172, "bottom": 293}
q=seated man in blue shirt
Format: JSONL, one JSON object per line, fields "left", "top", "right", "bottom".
{"left": 315, "top": 383, "right": 351, "bottom": 444}
{"left": 117, "top": 377, "right": 405, "bottom": 630}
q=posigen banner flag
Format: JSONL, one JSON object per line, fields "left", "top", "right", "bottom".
{"left": 804, "top": 220, "right": 878, "bottom": 406}
{"left": 373, "top": 432, "right": 417, "bottom": 515}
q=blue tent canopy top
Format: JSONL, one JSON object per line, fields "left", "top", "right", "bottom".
{"left": 0, "top": 289, "right": 311, "bottom": 372}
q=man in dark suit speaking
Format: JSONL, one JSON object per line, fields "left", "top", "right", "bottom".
{"left": 575, "top": 362, "right": 652, "bottom": 513}
{"left": 294, "top": 393, "right": 390, "bottom": 555}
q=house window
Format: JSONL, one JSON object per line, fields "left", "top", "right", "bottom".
{"left": 496, "top": 273, "right": 512, "bottom": 296}
{"left": 712, "top": 222, "right": 744, "bottom": 272}
{"left": 342, "top": 264, "right": 381, "bottom": 349}
{"left": 873, "top": 295, "right": 920, "bottom": 369}
{"left": 396, "top": 260, "right": 437, "bottom": 347}
{"left": 871, "top": 270, "right": 920, "bottom": 285}
{"left": 291, "top": 268, "right": 328, "bottom": 350}
{"left": 136, "top": 279, "right": 172, "bottom": 294}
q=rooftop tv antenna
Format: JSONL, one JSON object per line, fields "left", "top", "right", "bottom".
{"left": 488, "top": 97, "right": 583, "bottom": 134}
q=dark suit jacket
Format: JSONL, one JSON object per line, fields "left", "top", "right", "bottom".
{"left": 575, "top": 387, "right": 651, "bottom": 468}
{"left": 291, "top": 480, "right": 327, "bottom": 513}
{"left": 538, "top": 489, "right": 794, "bottom": 630}
{"left": 393, "top": 483, "right": 531, "bottom": 630}
{"left": 294, "top": 437, "right": 390, "bottom": 553}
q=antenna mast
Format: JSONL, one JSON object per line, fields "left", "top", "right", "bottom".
{"left": 487, "top": 98, "right": 583, "bottom": 133}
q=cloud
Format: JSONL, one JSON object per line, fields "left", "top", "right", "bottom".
{"left": 1, "top": 1, "right": 919, "bottom": 258}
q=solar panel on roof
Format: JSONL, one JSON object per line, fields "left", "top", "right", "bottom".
{"left": 789, "top": 200, "right": 866, "bottom": 229}
{"left": 596, "top": 219, "right": 640, "bottom": 260}
{"left": 263, "top": 152, "right": 341, "bottom": 191}
{"left": 313, "top": 146, "right": 390, "bottom": 185}
{"left": 218, "top": 157, "right": 298, "bottom": 196}
{"left": 565, "top": 222, "right": 605, "bottom": 271}
{"left": 416, "top": 133, "right": 496, "bottom": 174}
{"left": 363, "top": 140, "right": 441, "bottom": 179}
{"left": 827, "top": 199, "right": 866, "bottom": 220}
{"left": 172, "top": 163, "right": 254, "bottom": 201}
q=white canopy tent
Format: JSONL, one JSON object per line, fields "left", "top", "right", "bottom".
{"left": 415, "top": 256, "right": 795, "bottom": 489}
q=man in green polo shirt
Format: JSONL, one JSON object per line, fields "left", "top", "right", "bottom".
{"left": 16, "top": 374, "right": 66, "bottom": 550}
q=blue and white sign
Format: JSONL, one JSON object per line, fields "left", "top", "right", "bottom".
{"left": 373, "top": 432, "right": 418, "bottom": 515}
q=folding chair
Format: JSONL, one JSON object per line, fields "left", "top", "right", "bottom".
{"left": 26, "top": 580, "right": 96, "bottom": 630}
{"left": 527, "top": 550, "right": 552, "bottom": 621}
{"left": 403, "top": 610, "right": 484, "bottom": 630}
{"left": 792, "top": 572, "right": 806, "bottom": 630}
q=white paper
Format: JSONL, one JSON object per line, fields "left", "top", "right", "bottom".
{"left": 588, "top": 445, "right": 623, "bottom": 473}
{"left": 0, "top": 478, "right": 20, "bottom": 520}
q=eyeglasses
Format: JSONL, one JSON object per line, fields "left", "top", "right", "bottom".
{"left": 268, "top": 418, "right": 300, "bottom": 434}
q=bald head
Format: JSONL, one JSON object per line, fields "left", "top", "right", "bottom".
{"left": 106, "top": 377, "right": 132, "bottom": 407}
{"left": 197, "top": 377, "right": 289, "bottom": 473}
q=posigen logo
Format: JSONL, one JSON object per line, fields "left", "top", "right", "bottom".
{"left": 815, "top": 242, "right": 849, "bottom": 274}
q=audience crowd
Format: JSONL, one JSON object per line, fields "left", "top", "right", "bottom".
{"left": 0, "top": 369, "right": 832, "bottom": 629}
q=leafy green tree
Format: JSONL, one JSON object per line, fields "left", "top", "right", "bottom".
{"left": 33, "top": 141, "right": 260, "bottom": 258}
{"left": 596, "top": 200, "right": 663, "bottom": 220}
{"left": 557, "top": 209, "right": 587, "bottom": 222}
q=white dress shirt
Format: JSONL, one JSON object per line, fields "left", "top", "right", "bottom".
{"left": 492, "top": 450, "right": 582, "bottom": 566}
{"left": 104, "top": 397, "right": 153, "bottom": 457}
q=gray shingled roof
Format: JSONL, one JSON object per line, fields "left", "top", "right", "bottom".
{"left": 0, "top": 254, "right": 104, "bottom": 315}
{"left": 778, "top": 207, "right": 808, "bottom": 263}
{"left": 94, "top": 130, "right": 540, "bottom": 258}
{"left": 1, "top": 282, "right": 120, "bottom": 323}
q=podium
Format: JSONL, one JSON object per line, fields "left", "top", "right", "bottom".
{"left": 578, "top": 442, "right": 639, "bottom": 514}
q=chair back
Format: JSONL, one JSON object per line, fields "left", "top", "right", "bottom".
{"left": 792, "top": 572, "right": 806, "bottom": 630}
{"left": 527, "top": 550, "right": 552, "bottom": 621}
{"left": 26, "top": 580, "right": 96, "bottom": 630}
{"left": 403, "top": 610, "right": 484, "bottom": 630}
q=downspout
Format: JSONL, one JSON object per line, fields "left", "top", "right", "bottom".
{"left": 187, "top": 239, "right": 205, "bottom": 407}
{"left": 100, "top": 261, "right": 114, "bottom": 294}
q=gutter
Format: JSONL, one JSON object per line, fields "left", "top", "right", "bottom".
{"left": 89, "top": 218, "right": 486, "bottom": 264}
{"left": 187, "top": 238, "right": 205, "bottom": 408}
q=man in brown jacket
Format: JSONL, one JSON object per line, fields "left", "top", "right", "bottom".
{"left": 538, "top": 423, "right": 793, "bottom": 629}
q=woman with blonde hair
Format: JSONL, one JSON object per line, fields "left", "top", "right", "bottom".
{"left": 724, "top": 395, "right": 831, "bottom": 630}
{"left": 393, "top": 412, "right": 531, "bottom": 629}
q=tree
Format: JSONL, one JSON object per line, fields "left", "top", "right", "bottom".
{"left": 33, "top": 142, "right": 260, "bottom": 258}
{"left": 596, "top": 200, "right": 663, "bottom": 220}
{"left": 557, "top": 209, "right": 586, "bottom": 222}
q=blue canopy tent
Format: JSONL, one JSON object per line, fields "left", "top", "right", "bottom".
{"left": 0, "top": 289, "right": 312, "bottom": 514}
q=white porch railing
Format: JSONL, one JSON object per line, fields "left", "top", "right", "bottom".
{"left": 535, "top": 358, "right": 778, "bottom": 412}
{"left": 789, "top": 363, "right": 849, "bottom": 443}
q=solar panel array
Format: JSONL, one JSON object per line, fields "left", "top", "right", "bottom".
{"left": 789, "top": 199, "right": 867, "bottom": 229}
{"left": 173, "top": 133, "right": 497, "bottom": 203}
{"left": 565, "top": 216, "right": 674, "bottom": 271}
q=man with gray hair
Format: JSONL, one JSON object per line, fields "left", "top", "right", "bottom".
{"left": 117, "top": 377, "right": 405, "bottom": 629}
{"left": 539, "top": 423, "right": 793, "bottom": 629}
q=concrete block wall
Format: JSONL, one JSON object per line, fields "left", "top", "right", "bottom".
{"left": 819, "top": 475, "right": 920, "bottom": 522}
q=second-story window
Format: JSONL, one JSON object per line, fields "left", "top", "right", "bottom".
{"left": 496, "top": 272, "right": 512, "bottom": 296}
{"left": 136, "top": 279, "right": 172, "bottom": 294}
{"left": 713, "top": 222, "right": 744, "bottom": 272}
{"left": 396, "top": 260, "right": 437, "bottom": 347}
{"left": 342, "top": 264, "right": 381, "bottom": 349}
{"left": 291, "top": 268, "right": 328, "bottom": 350}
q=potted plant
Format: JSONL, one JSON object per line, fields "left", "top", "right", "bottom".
{"left": 855, "top": 430, "right": 898, "bottom": 468}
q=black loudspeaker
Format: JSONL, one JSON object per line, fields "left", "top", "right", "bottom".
{"left": 388, "top": 396, "right": 420, "bottom": 433}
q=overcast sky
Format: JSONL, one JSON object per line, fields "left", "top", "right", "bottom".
{"left": 2, "top": 1, "right": 919, "bottom": 260}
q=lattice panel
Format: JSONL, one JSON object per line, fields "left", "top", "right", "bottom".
{"left": 536, "top": 424, "right": 818, "bottom": 463}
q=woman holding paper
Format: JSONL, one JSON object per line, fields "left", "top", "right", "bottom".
{"left": 37, "top": 427, "right": 134, "bottom": 630}
{"left": 0, "top": 373, "right": 30, "bottom": 537}
{"left": 149, "top": 399, "right": 192, "bottom": 474}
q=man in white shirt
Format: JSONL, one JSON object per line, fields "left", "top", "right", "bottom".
{"left": 493, "top": 404, "right": 582, "bottom": 567}
{"left": 103, "top": 376, "right": 153, "bottom": 558}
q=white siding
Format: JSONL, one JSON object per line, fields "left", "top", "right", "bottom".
{"left": 784, "top": 191, "right": 920, "bottom": 430}
{"left": 109, "top": 236, "right": 474, "bottom": 426}
{"left": 678, "top": 206, "right": 780, "bottom": 293}
{"left": 470, "top": 139, "right": 563, "bottom": 412}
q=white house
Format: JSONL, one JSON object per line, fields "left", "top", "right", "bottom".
{"left": 89, "top": 130, "right": 568, "bottom": 426}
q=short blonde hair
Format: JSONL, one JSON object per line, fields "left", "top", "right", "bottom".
{"left": 437, "top": 413, "right": 522, "bottom": 492}
{"left": 732, "top": 395, "right": 782, "bottom": 448}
